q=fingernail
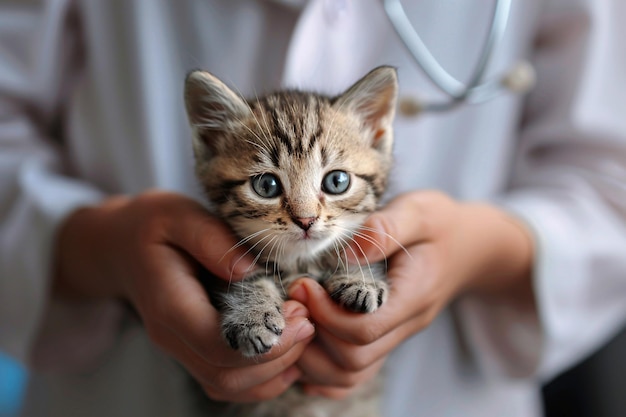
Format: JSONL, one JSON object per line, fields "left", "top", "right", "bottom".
{"left": 289, "top": 283, "right": 308, "bottom": 304}
{"left": 295, "top": 319, "right": 315, "bottom": 343}
{"left": 282, "top": 366, "right": 301, "bottom": 385}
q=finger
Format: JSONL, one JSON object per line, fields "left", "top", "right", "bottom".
{"left": 346, "top": 193, "right": 434, "bottom": 264}
{"left": 289, "top": 272, "right": 428, "bottom": 345}
{"left": 151, "top": 322, "right": 307, "bottom": 399}
{"left": 312, "top": 315, "right": 427, "bottom": 372}
{"left": 162, "top": 196, "right": 255, "bottom": 280}
{"left": 300, "top": 385, "right": 357, "bottom": 400}
{"left": 202, "top": 333, "right": 310, "bottom": 396}
{"left": 202, "top": 366, "right": 302, "bottom": 403}
{"left": 296, "top": 341, "right": 385, "bottom": 389}
{"left": 142, "top": 248, "right": 314, "bottom": 367}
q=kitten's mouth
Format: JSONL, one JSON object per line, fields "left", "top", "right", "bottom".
{"left": 292, "top": 228, "right": 324, "bottom": 243}
{"left": 299, "top": 228, "right": 326, "bottom": 242}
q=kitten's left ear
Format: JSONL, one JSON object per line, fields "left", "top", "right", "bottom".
{"left": 184, "top": 70, "right": 251, "bottom": 159}
{"left": 184, "top": 70, "right": 250, "bottom": 131}
{"left": 333, "top": 66, "right": 398, "bottom": 152}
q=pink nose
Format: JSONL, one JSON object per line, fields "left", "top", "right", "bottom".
{"left": 293, "top": 217, "right": 317, "bottom": 231}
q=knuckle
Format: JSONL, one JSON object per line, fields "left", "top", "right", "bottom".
{"left": 340, "top": 351, "right": 373, "bottom": 372}
{"left": 413, "top": 190, "right": 452, "bottom": 207}
{"left": 213, "top": 370, "right": 245, "bottom": 394}
{"left": 420, "top": 304, "right": 440, "bottom": 328}
{"left": 246, "top": 385, "right": 288, "bottom": 402}
{"left": 347, "top": 322, "right": 384, "bottom": 346}
{"left": 202, "top": 386, "right": 229, "bottom": 402}
{"left": 323, "top": 388, "right": 352, "bottom": 400}
{"left": 333, "top": 372, "right": 362, "bottom": 389}
{"left": 130, "top": 198, "right": 169, "bottom": 239}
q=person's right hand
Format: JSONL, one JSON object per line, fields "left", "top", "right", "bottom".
{"left": 53, "top": 190, "right": 315, "bottom": 402}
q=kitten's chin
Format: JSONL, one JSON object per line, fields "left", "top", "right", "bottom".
{"left": 282, "top": 236, "right": 335, "bottom": 260}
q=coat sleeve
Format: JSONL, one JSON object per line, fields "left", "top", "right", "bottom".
{"left": 458, "top": 0, "right": 626, "bottom": 381}
{"left": 0, "top": 0, "right": 122, "bottom": 370}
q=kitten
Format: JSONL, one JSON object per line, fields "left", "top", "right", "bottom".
{"left": 184, "top": 66, "right": 398, "bottom": 417}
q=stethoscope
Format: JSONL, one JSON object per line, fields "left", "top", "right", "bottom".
{"left": 383, "top": 0, "right": 536, "bottom": 114}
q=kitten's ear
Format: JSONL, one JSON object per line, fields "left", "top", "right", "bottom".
{"left": 333, "top": 66, "right": 398, "bottom": 152}
{"left": 184, "top": 70, "right": 250, "bottom": 156}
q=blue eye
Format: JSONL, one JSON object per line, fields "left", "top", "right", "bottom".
{"left": 251, "top": 173, "right": 282, "bottom": 198}
{"left": 322, "top": 170, "right": 350, "bottom": 195}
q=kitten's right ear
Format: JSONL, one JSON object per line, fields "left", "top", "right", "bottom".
{"left": 333, "top": 66, "right": 398, "bottom": 154}
{"left": 184, "top": 71, "right": 250, "bottom": 155}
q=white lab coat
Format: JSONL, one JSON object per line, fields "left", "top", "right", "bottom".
{"left": 1, "top": 0, "right": 626, "bottom": 416}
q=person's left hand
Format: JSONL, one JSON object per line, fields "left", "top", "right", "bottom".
{"left": 288, "top": 191, "right": 534, "bottom": 398}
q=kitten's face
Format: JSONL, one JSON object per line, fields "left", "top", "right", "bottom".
{"left": 185, "top": 67, "right": 398, "bottom": 260}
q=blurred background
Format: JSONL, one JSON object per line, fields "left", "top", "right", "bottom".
{"left": 542, "top": 325, "right": 626, "bottom": 417}
{"left": 0, "top": 352, "right": 26, "bottom": 417}
{"left": 1, "top": 325, "right": 625, "bottom": 416}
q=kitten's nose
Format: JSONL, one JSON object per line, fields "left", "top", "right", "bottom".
{"left": 293, "top": 217, "right": 317, "bottom": 231}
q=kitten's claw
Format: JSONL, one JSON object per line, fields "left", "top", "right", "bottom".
{"left": 222, "top": 307, "right": 285, "bottom": 357}
{"left": 325, "top": 278, "right": 388, "bottom": 314}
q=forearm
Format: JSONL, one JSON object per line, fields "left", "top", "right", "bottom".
{"left": 458, "top": 203, "right": 534, "bottom": 304}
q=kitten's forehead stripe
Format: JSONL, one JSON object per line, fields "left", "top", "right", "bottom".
{"left": 270, "top": 106, "right": 294, "bottom": 156}
{"left": 320, "top": 146, "right": 329, "bottom": 167}
{"left": 259, "top": 92, "right": 329, "bottom": 164}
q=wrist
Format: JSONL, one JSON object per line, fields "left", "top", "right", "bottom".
{"left": 459, "top": 203, "right": 534, "bottom": 298}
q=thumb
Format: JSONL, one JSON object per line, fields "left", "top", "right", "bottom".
{"left": 288, "top": 278, "right": 376, "bottom": 344}
{"left": 346, "top": 193, "right": 430, "bottom": 264}
{"left": 163, "top": 197, "right": 255, "bottom": 281}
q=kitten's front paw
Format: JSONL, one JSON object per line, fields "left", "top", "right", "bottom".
{"left": 222, "top": 307, "right": 285, "bottom": 358}
{"left": 325, "top": 278, "right": 388, "bottom": 314}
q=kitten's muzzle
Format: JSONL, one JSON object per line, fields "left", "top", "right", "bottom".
{"left": 292, "top": 217, "right": 317, "bottom": 231}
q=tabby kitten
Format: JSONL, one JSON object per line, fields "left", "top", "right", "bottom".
{"left": 184, "top": 66, "right": 398, "bottom": 417}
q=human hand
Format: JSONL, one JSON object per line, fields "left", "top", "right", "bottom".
{"left": 289, "top": 191, "right": 533, "bottom": 398}
{"left": 53, "top": 191, "right": 315, "bottom": 402}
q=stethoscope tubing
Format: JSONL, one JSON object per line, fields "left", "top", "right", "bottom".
{"left": 383, "top": 0, "right": 516, "bottom": 112}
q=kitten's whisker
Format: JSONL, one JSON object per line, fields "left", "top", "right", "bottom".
{"left": 342, "top": 228, "right": 390, "bottom": 271}
{"left": 228, "top": 232, "right": 273, "bottom": 287}
{"left": 274, "top": 240, "right": 288, "bottom": 296}
{"left": 331, "top": 241, "right": 345, "bottom": 276}
{"left": 248, "top": 89, "right": 275, "bottom": 146}
{"left": 266, "top": 237, "right": 285, "bottom": 295}
{"left": 355, "top": 225, "right": 413, "bottom": 260}
{"left": 220, "top": 228, "right": 271, "bottom": 266}
{"left": 235, "top": 115, "right": 273, "bottom": 153}
{"left": 226, "top": 110, "right": 274, "bottom": 158}
{"left": 335, "top": 226, "right": 387, "bottom": 284}
{"left": 256, "top": 101, "right": 276, "bottom": 148}
{"left": 253, "top": 235, "right": 277, "bottom": 276}
{"left": 232, "top": 85, "right": 274, "bottom": 148}
{"left": 346, "top": 234, "right": 377, "bottom": 285}
{"left": 337, "top": 235, "right": 368, "bottom": 285}
{"left": 335, "top": 226, "right": 388, "bottom": 263}
{"left": 325, "top": 92, "right": 351, "bottom": 145}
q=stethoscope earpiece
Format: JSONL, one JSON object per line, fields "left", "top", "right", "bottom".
{"left": 501, "top": 61, "right": 536, "bottom": 94}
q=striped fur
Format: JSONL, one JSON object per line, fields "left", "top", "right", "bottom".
{"left": 184, "top": 67, "right": 398, "bottom": 417}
